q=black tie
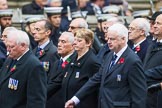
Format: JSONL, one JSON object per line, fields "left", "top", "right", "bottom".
{"left": 109, "top": 54, "right": 117, "bottom": 69}
{"left": 58, "top": 59, "right": 63, "bottom": 69}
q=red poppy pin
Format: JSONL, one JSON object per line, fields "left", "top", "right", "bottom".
{"left": 39, "top": 49, "right": 45, "bottom": 56}
{"left": 10, "top": 65, "right": 16, "bottom": 72}
{"left": 135, "top": 45, "right": 140, "bottom": 53}
{"left": 117, "top": 58, "right": 125, "bottom": 64}
{"left": 61, "top": 58, "right": 71, "bottom": 68}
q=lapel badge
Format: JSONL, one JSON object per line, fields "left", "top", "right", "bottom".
{"left": 117, "top": 74, "right": 121, "bottom": 82}
{"left": 8, "top": 78, "right": 19, "bottom": 90}
{"left": 75, "top": 72, "right": 80, "bottom": 78}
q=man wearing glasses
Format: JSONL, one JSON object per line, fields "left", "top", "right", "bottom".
{"left": 128, "top": 18, "right": 150, "bottom": 62}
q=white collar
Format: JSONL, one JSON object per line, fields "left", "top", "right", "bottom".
{"left": 39, "top": 39, "right": 50, "bottom": 49}
{"left": 114, "top": 45, "right": 128, "bottom": 64}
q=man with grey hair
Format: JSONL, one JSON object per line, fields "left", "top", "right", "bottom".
{"left": 47, "top": 31, "right": 76, "bottom": 108}
{"left": 128, "top": 18, "right": 150, "bottom": 62}
{"left": 65, "top": 23, "right": 147, "bottom": 108}
{"left": 0, "top": 27, "right": 17, "bottom": 69}
{"left": 0, "top": 29, "right": 47, "bottom": 108}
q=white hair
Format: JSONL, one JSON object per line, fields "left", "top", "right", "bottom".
{"left": 4, "top": 27, "right": 17, "bottom": 32}
{"left": 133, "top": 18, "right": 150, "bottom": 36}
{"left": 108, "top": 23, "right": 128, "bottom": 42}
{"left": 7, "top": 30, "right": 30, "bottom": 47}
{"left": 3, "top": 27, "right": 17, "bottom": 36}
{"left": 61, "top": 32, "right": 74, "bottom": 44}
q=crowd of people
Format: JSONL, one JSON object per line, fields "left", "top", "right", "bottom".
{"left": 0, "top": 0, "right": 162, "bottom": 108}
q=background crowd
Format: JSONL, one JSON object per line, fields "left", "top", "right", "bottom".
{"left": 0, "top": 0, "right": 162, "bottom": 108}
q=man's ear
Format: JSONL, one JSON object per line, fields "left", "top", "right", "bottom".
{"left": 45, "top": 30, "right": 51, "bottom": 35}
{"left": 141, "top": 29, "right": 145, "bottom": 36}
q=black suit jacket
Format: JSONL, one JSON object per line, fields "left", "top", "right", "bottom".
{"left": 48, "top": 49, "right": 100, "bottom": 108}
{"left": 47, "top": 51, "right": 77, "bottom": 108}
{"left": 75, "top": 47, "right": 147, "bottom": 108}
{"left": 62, "top": 49, "right": 100, "bottom": 108}
{"left": 33, "top": 41, "right": 59, "bottom": 82}
{"left": 0, "top": 50, "right": 47, "bottom": 108}
{"left": 143, "top": 42, "right": 162, "bottom": 70}
{"left": 143, "top": 42, "right": 162, "bottom": 108}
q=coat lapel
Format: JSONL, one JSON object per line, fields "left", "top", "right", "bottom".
{"left": 65, "top": 50, "right": 91, "bottom": 80}
{"left": 38, "top": 42, "right": 52, "bottom": 58}
{"left": 105, "top": 47, "right": 129, "bottom": 78}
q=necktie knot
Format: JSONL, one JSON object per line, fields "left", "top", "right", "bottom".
{"left": 112, "top": 54, "right": 117, "bottom": 61}
{"left": 37, "top": 47, "right": 42, "bottom": 52}
{"left": 36, "top": 47, "right": 42, "bottom": 57}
